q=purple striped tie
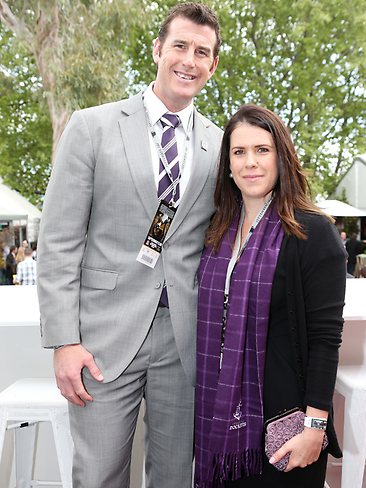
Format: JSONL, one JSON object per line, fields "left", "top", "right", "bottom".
{"left": 158, "top": 113, "right": 181, "bottom": 205}
{"left": 158, "top": 113, "right": 180, "bottom": 308}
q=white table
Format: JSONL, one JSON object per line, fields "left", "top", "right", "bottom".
{"left": 335, "top": 366, "right": 366, "bottom": 488}
{"left": 0, "top": 285, "right": 144, "bottom": 488}
{"left": 332, "top": 279, "right": 366, "bottom": 488}
{"left": 340, "top": 279, "right": 366, "bottom": 365}
{"left": 0, "top": 287, "right": 56, "bottom": 487}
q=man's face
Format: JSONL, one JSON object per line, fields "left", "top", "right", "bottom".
{"left": 152, "top": 16, "right": 219, "bottom": 112}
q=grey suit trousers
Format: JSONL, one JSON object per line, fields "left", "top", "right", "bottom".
{"left": 68, "top": 307, "right": 194, "bottom": 488}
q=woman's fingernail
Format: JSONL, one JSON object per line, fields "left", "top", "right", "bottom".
{"left": 269, "top": 457, "right": 276, "bottom": 464}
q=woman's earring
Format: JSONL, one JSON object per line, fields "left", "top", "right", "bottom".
{"left": 229, "top": 172, "right": 233, "bottom": 178}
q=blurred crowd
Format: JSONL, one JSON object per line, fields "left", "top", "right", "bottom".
{"left": 340, "top": 231, "right": 366, "bottom": 278}
{"left": 0, "top": 239, "right": 37, "bottom": 285}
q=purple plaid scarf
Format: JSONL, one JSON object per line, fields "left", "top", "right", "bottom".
{"left": 195, "top": 203, "right": 284, "bottom": 487}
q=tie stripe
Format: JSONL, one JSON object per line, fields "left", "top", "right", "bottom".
{"left": 158, "top": 113, "right": 180, "bottom": 205}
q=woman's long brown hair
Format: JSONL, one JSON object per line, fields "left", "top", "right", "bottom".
{"left": 206, "top": 105, "right": 332, "bottom": 251}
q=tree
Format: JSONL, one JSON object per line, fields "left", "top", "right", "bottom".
{"left": 127, "top": 0, "right": 366, "bottom": 196}
{"left": 0, "top": 0, "right": 143, "bottom": 204}
{"left": 1, "top": 0, "right": 366, "bottom": 202}
{"left": 0, "top": 0, "right": 140, "bottom": 160}
{"left": 217, "top": 0, "right": 366, "bottom": 196}
{"left": 0, "top": 24, "right": 52, "bottom": 205}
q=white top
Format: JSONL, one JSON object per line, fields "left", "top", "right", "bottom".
{"left": 143, "top": 82, "right": 194, "bottom": 198}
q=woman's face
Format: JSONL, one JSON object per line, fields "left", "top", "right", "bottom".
{"left": 229, "top": 122, "right": 279, "bottom": 206}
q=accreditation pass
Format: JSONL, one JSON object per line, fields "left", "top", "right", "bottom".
{"left": 136, "top": 201, "right": 176, "bottom": 269}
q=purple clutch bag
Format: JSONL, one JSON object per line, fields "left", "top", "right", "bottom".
{"left": 264, "top": 408, "right": 328, "bottom": 471}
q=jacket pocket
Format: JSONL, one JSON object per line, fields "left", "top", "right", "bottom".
{"left": 81, "top": 267, "right": 118, "bottom": 290}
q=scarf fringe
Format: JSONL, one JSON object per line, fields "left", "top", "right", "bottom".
{"left": 195, "top": 449, "right": 262, "bottom": 488}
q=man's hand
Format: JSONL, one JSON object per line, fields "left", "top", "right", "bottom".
{"left": 54, "top": 344, "right": 104, "bottom": 407}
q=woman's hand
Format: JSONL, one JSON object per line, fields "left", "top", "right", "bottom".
{"left": 269, "top": 407, "right": 328, "bottom": 472}
{"left": 269, "top": 427, "right": 326, "bottom": 472}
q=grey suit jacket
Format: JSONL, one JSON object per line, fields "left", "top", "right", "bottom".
{"left": 37, "top": 92, "right": 222, "bottom": 384}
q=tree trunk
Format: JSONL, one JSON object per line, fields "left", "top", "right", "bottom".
{"left": 0, "top": 0, "right": 70, "bottom": 162}
{"left": 48, "top": 103, "right": 69, "bottom": 162}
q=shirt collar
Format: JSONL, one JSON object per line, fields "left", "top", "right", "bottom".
{"left": 143, "top": 82, "right": 194, "bottom": 134}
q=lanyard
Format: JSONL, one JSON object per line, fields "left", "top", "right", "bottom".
{"left": 142, "top": 95, "right": 193, "bottom": 205}
{"left": 219, "top": 197, "right": 273, "bottom": 370}
{"left": 224, "top": 197, "right": 273, "bottom": 296}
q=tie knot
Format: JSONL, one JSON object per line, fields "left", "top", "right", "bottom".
{"left": 161, "top": 113, "right": 180, "bottom": 129}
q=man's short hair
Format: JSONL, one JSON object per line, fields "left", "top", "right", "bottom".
{"left": 24, "top": 247, "right": 33, "bottom": 257}
{"left": 158, "top": 2, "right": 221, "bottom": 58}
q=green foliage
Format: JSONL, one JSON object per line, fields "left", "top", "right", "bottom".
{"left": 126, "top": 0, "right": 366, "bottom": 197}
{"left": 0, "top": 0, "right": 143, "bottom": 205}
{"left": 53, "top": 0, "right": 139, "bottom": 111}
{"left": 210, "top": 0, "right": 366, "bottom": 196}
{"left": 2, "top": 0, "right": 140, "bottom": 111}
{"left": 0, "top": 25, "right": 52, "bottom": 206}
{"left": 1, "top": 0, "right": 366, "bottom": 205}
{"left": 342, "top": 217, "right": 360, "bottom": 236}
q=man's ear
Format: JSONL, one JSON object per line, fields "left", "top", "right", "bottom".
{"left": 208, "top": 56, "right": 219, "bottom": 79}
{"left": 152, "top": 37, "right": 161, "bottom": 64}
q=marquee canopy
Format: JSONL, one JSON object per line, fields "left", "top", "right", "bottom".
{"left": 317, "top": 199, "right": 366, "bottom": 217}
{"left": 0, "top": 178, "right": 41, "bottom": 221}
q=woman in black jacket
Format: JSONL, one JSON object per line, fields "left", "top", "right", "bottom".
{"left": 194, "top": 105, "right": 347, "bottom": 488}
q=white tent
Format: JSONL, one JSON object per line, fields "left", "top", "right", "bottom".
{"left": 332, "top": 154, "right": 366, "bottom": 212}
{"left": 317, "top": 199, "right": 366, "bottom": 217}
{"left": 0, "top": 177, "right": 41, "bottom": 243}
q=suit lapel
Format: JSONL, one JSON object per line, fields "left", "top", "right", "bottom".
{"left": 118, "top": 97, "right": 217, "bottom": 235}
{"left": 118, "top": 94, "right": 158, "bottom": 220}
{"left": 166, "top": 110, "right": 217, "bottom": 240}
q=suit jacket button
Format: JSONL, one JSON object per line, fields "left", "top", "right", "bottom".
{"left": 154, "top": 282, "right": 161, "bottom": 289}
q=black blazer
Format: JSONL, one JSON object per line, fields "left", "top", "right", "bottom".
{"left": 265, "top": 211, "right": 347, "bottom": 458}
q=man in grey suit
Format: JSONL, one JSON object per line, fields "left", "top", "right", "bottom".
{"left": 37, "top": 3, "right": 222, "bottom": 487}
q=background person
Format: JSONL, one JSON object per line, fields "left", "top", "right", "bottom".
{"left": 31, "top": 242, "right": 37, "bottom": 260}
{"left": 16, "top": 247, "right": 37, "bottom": 285}
{"left": 37, "top": 3, "right": 221, "bottom": 487}
{"left": 345, "top": 232, "right": 366, "bottom": 275}
{"left": 5, "top": 245, "right": 17, "bottom": 284}
{"left": 195, "top": 105, "right": 346, "bottom": 488}
{"left": 16, "top": 245, "right": 25, "bottom": 265}
{"left": 340, "top": 230, "right": 347, "bottom": 247}
{"left": 0, "top": 240, "right": 7, "bottom": 285}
